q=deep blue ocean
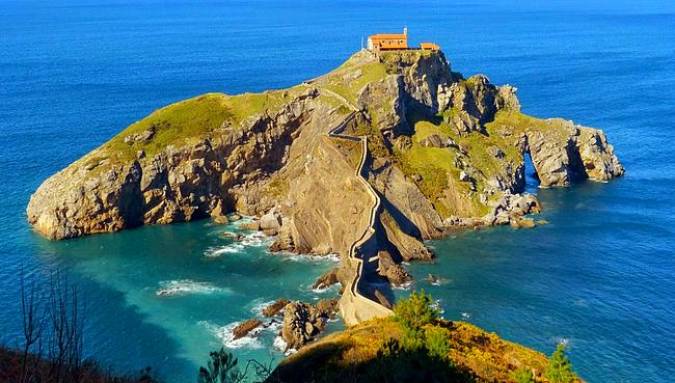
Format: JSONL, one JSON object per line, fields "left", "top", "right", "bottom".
{"left": 2, "top": 1, "right": 675, "bottom": 382}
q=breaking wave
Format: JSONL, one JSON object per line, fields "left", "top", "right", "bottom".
{"left": 200, "top": 321, "right": 264, "bottom": 350}
{"left": 281, "top": 252, "right": 340, "bottom": 263}
{"left": 311, "top": 282, "right": 340, "bottom": 294}
{"left": 250, "top": 298, "right": 278, "bottom": 316}
{"left": 392, "top": 281, "right": 413, "bottom": 291}
{"left": 204, "top": 231, "right": 271, "bottom": 258}
{"left": 155, "top": 280, "right": 230, "bottom": 297}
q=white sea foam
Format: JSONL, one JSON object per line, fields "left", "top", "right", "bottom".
{"left": 311, "top": 282, "right": 340, "bottom": 294}
{"left": 205, "top": 244, "right": 245, "bottom": 257}
{"left": 241, "top": 231, "right": 270, "bottom": 247}
{"left": 205, "top": 232, "right": 272, "bottom": 258}
{"left": 280, "top": 252, "right": 340, "bottom": 263}
{"left": 392, "top": 281, "right": 413, "bottom": 291}
{"left": 250, "top": 298, "right": 278, "bottom": 316}
{"left": 430, "top": 299, "right": 445, "bottom": 315}
{"left": 461, "top": 312, "right": 471, "bottom": 319}
{"left": 200, "top": 321, "right": 264, "bottom": 350}
{"left": 273, "top": 336, "right": 288, "bottom": 353}
{"left": 427, "top": 276, "right": 450, "bottom": 286}
{"left": 155, "top": 280, "right": 230, "bottom": 297}
{"left": 264, "top": 319, "right": 282, "bottom": 333}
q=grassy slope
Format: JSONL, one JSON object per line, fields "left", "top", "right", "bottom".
{"left": 319, "top": 52, "right": 388, "bottom": 106}
{"left": 393, "top": 112, "right": 523, "bottom": 218}
{"left": 80, "top": 52, "right": 379, "bottom": 176}
{"left": 486, "top": 110, "right": 573, "bottom": 141}
{"left": 82, "top": 87, "right": 309, "bottom": 173}
{"left": 272, "top": 317, "right": 573, "bottom": 383}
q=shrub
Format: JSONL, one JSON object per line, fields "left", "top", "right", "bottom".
{"left": 197, "top": 348, "right": 243, "bottom": 383}
{"left": 545, "top": 343, "right": 575, "bottom": 383}
{"left": 424, "top": 327, "right": 451, "bottom": 361}
{"left": 511, "top": 367, "right": 535, "bottom": 383}
{"left": 393, "top": 290, "right": 440, "bottom": 331}
{"left": 399, "top": 327, "right": 426, "bottom": 352}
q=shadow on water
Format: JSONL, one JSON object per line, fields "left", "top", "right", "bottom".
{"left": 25, "top": 227, "right": 204, "bottom": 382}
{"left": 22, "top": 219, "right": 341, "bottom": 383}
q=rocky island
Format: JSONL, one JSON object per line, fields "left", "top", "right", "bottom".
{"left": 27, "top": 47, "right": 622, "bottom": 380}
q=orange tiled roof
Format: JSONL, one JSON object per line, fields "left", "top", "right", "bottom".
{"left": 420, "top": 42, "right": 440, "bottom": 50}
{"left": 369, "top": 33, "right": 407, "bottom": 40}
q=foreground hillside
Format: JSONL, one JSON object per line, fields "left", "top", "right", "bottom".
{"left": 268, "top": 292, "right": 581, "bottom": 383}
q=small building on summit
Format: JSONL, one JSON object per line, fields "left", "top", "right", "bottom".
{"left": 367, "top": 28, "right": 408, "bottom": 51}
{"left": 367, "top": 28, "right": 440, "bottom": 52}
{"left": 420, "top": 42, "right": 440, "bottom": 51}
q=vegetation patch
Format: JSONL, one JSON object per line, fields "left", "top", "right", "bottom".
{"left": 268, "top": 291, "right": 581, "bottom": 383}
{"left": 101, "top": 88, "right": 303, "bottom": 165}
{"left": 320, "top": 58, "right": 388, "bottom": 105}
{"left": 486, "top": 110, "right": 572, "bottom": 142}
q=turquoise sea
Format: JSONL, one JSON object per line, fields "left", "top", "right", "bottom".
{"left": 2, "top": 1, "right": 675, "bottom": 382}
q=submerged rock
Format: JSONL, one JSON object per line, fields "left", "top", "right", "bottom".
{"left": 510, "top": 217, "right": 536, "bottom": 229}
{"left": 221, "top": 231, "right": 243, "bottom": 241}
{"left": 374, "top": 290, "right": 393, "bottom": 309}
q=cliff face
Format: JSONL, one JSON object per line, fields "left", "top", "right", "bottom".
{"left": 27, "top": 49, "right": 623, "bottom": 259}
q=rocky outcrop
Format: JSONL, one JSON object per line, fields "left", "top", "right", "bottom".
{"left": 576, "top": 127, "right": 625, "bottom": 182}
{"left": 27, "top": 89, "right": 321, "bottom": 239}
{"left": 232, "top": 319, "right": 262, "bottom": 340}
{"left": 262, "top": 299, "right": 290, "bottom": 317}
{"left": 438, "top": 75, "right": 520, "bottom": 135}
{"left": 376, "top": 251, "right": 411, "bottom": 286}
{"left": 483, "top": 192, "right": 540, "bottom": 226}
{"left": 383, "top": 50, "right": 455, "bottom": 113}
{"left": 281, "top": 300, "right": 338, "bottom": 350}
{"left": 358, "top": 75, "right": 407, "bottom": 134}
{"left": 312, "top": 268, "right": 340, "bottom": 290}
{"left": 522, "top": 119, "right": 625, "bottom": 187}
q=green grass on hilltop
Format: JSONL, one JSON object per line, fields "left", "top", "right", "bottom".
{"left": 98, "top": 88, "right": 303, "bottom": 164}
{"left": 486, "top": 110, "right": 572, "bottom": 142}
{"left": 322, "top": 61, "right": 388, "bottom": 105}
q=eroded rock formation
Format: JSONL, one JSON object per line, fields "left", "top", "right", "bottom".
{"left": 281, "top": 299, "right": 338, "bottom": 350}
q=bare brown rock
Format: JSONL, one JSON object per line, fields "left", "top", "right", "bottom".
{"left": 262, "top": 299, "right": 290, "bottom": 317}
{"left": 281, "top": 300, "right": 336, "bottom": 350}
{"left": 232, "top": 319, "right": 262, "bottom": 340}
{"left": 374, "top": 289, "right": 393, "bottom": 309}
{"left": 377, "top": 251, "right": 412, "bottom": 286}
{"left": 312, "top": 268, "right": 339, "bottom": 290}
